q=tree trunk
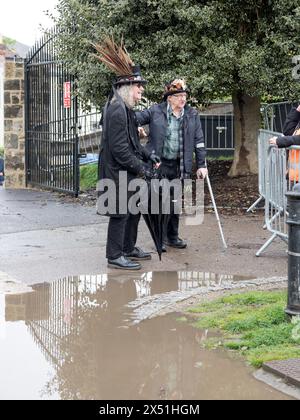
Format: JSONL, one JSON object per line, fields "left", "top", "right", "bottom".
{"left": 228, "top": 92, "right": 261, "bottom": 177}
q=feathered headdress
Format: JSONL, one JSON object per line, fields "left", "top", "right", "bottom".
{"left": 92, "top": 36, "right": 147, "bottom": 86}
{"left": 163, "top": 78, "right": 189, "bottom": 100}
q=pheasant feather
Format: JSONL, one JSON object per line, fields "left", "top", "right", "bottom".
{"left": 92, "top": 36, "right": 134, "bottom": 76}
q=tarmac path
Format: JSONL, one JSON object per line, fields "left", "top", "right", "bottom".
{"left": 0, "top": 187, "right": 287, "bottom": 285}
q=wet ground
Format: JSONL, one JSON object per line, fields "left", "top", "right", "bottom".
{"left": 0, "top": 271, "right": 292, "bottom": 400}
{"left": 0, "top": 187, "right": 294, "bottom": 399}
{"left": 0, "top": 188, "right": 288, "bottom": 285}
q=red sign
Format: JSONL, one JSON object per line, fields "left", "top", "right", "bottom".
{"left": 64, "top": 82, "right": 71, "bottom": 109}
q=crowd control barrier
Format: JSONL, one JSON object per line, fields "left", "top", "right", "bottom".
{"left": 256, "top": 130, "right": 300, "bottom": 256}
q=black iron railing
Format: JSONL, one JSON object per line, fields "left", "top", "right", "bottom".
{"left": 25, "top": 29, "right": 80, "bottom": 196}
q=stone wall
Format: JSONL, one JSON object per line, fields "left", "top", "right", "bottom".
{"left": 4, "top": 58, "right": 25, "bottom": 188}
{"left": 0, "top": 55, "right": 4, "bottom": 148}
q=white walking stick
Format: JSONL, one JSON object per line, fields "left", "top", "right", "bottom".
{"left": 206, "top": 174, "right": 228, "bottom": 250}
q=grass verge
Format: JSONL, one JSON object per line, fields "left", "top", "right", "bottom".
{"left": 80, "top": 164, "right": 98, "bottom": 191}
{"left": 188, "top": 291, "right": 300, "bottom": 368}
{"left": 207, "top": 156, "right": 234, "bottom": 162}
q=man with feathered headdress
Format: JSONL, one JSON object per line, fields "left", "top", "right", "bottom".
{"left": 93, "top": 37, "right": 160, "bottom": 270}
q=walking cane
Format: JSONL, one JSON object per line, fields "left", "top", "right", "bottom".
{"left": 205, "top": 174, "right": 228, "bottom": 250}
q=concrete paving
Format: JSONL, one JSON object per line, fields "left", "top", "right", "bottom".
{"left": 0, "top": 186, "right": 288, "bottom": 285}
{"left": 0, "top": 187, "right": 107, "bottom": 283}
{"left": 0, "top": 188, "right": 101, "bottom": 234}
{"left": 0, "top": 187, "right": 203, "bottom": 284}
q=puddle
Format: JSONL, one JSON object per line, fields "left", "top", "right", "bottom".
{"left": 0, "top": 272, "right": 291, "bottom": 400}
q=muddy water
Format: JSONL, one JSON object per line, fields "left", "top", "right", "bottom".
{"left": 0, "top": 272, "right": 291, "bottom": 400}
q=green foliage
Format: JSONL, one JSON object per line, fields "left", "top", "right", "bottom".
{"left": 3, "top": 37, "right": 16, "bottom": 48}
{"left": 0, "top": 147, "right": 4, "bottom": 158}
{"left": 190, "top": 291, "right": 286, "bottom": 314}
{"left": 80, "top": 163, "right": 98, "bottom": 190}
{"left": 189, "top": 291, "right": 300, "bottom": 367}
{"left": 247, "top": 345, "right": 300, "bottom": 368}
{"left": 207, "top": 156, "right": 234, "bottom": 162}
{"left": 54, "top": 0, "right": 300, "bottom": 108}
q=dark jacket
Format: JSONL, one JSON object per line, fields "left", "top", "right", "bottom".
{"left": 0, "top": 157, "right": 4, "bottom": 183}
{"left": 277, "top": 107, "right": 300, "bottom": 148}
{"left": 98, "top": 95, "right": 151, "bottom": 216}
{"left": 136, "top": 102, "right": 206, "bottom": 176}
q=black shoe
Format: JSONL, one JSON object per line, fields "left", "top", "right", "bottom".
{"left": 162, "top": 244, "right": 167, "bottom": 253}
{"left": 124, "top": 247, "right": 152, "bottom": 261}
{"left": 165, "top": 238, "right": 187, "bottom": 249}
{"left": 108, "top": 256, "right": 141, "bottom": 270}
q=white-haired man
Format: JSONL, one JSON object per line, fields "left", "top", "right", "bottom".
{"left": 95, "top": 39, "right": 160, "bottom": 270}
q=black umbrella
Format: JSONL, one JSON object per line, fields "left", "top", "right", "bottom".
{"left": 139, "top": 170, "right": 169, "bottom": 261}
{"left": 143, "top": 213, "right": 164, "bottom": 260}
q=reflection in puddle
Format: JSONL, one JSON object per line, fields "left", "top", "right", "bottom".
{"left": 0, "top": 272, "right": 290, "bottom": 400}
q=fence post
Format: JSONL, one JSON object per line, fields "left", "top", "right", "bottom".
{"left": 285, "top": 191, "right": 300, "bottom": 317}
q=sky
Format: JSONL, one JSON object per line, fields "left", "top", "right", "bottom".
{"left": 0, "top": 0, "right": 59, "bottom": 47}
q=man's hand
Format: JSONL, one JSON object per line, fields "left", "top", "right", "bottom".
{"left": 149, "top": 153, "right": 161, "bottom": 169}
{"left": 138, "top": 127, "right": 147, "bottom": 139}
{"left": 297, "top": 105, "right": 300, "bottom": 113}
{"left": 269, "top": 136, "right": 278, "bottom": 146}
{"left": 197, "top": 168, "right": 208, "bottom": 179}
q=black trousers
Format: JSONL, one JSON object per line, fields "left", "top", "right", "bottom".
{"left": 160, "top": 158, "right": 180, "bottom": 241}
{"left": 123, "top": 159, "right": 180, "bottom": 250}
{"left": 106, "top": 213, "right": 141, "bottom": 260}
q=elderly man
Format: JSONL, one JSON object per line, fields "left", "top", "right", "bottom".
{"left": 94, "top": 38, "right": 160, "bottom": 270}
{"left": 136, "top": 79, "right": 208, "bottom": 250}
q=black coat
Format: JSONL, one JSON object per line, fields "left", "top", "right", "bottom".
{"left": 136, "top": 102, "right": 206, "bottom": 176}
{"left": 0, "top": 157, "right": 4, "bottom": 184}
{"left": 98, "top": 95, "right": 151, "bottom": 216}
{"left": 277, "top": 107, "right": 300, "bottom": 148}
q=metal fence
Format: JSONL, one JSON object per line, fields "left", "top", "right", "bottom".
{"left": 262, "top": 101, "right": 298, "bottom": 133}
{"left": 200, "top": 114, "right": 234, "bottom": 152}
{"left": 25, "top": 30, "right": 80, "bottom": 196}
{"left": 247, "top": 129, "right": 282, "bottom": 213}
{"left": 256, "top": 141, "right": 288, "bottom": 256}
{"left": 256, "top": 130, "right": 300, "bottom": 256}
{"left": 247, "top": 102, "right": 299, "bottom": 212}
